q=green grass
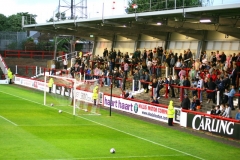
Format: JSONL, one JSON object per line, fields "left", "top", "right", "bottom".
{"left": 0, "top": 85, "right": 240, "bottom": 160}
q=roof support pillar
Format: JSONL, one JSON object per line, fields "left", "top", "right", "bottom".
{"left": 92, "top": 37, "right": 98, "bottom": 56}
{"left": 134, "top": 34, "right": 141, "bottom": 51}
{"left": 196, "top": 31, "right": 208, "bottom": 58}
{"left": 111, "top": 34, "right": 117, "bottom": 51}
{"left": 164, "top": 32, "right": 171, "bottom": 50}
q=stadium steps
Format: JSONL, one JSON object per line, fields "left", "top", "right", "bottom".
{"left": 3, "top": 57, "right": 48, "bottom": 77}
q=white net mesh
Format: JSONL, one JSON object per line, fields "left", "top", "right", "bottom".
{"left": 44, "top": 75, "right": 100, "bottom": 115}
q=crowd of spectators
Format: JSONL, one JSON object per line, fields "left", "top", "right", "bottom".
{"left": 68, "top": 47, "right": 240, "bottom": 119}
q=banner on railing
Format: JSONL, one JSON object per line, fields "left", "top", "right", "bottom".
{"left": 103, "top": 95, "right": 180, "bottom": 124}
{"left": 187, "top": 113, "right": 240, "bottom": 140}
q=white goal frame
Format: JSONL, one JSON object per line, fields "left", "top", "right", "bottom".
{"left": 44, "top": 74, "right": 77, "bottom": 115}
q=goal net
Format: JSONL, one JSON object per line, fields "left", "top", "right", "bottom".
{"left": 44, "top": 75, "right": 101, "bottom": 115}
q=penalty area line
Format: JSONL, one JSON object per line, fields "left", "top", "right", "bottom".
{"left": 42, "top": 154, "right": 187, "bottom": 160}
{"left": 0, "top": 91, "right": 204, "bottom": 160}
{"left": 0, "top": 115, "right": 18, "bottom": 126}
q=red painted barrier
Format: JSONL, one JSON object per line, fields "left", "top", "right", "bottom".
{"left": 4, "top": 50, "right": 55, "bottom": 59}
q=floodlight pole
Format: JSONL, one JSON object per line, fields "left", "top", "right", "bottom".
{"left": 133, "top": 4, "right": 138, "bottom": 21}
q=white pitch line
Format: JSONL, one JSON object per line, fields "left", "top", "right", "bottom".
{"left": 0, "top": 90, "right": 205, "bottom": 160}
{"left": 0, "top": 115, "right": 18, "bottom": 126}
{"left": 18, "top": 124, "right": 98, "bottom": 127}
{"left": 42, "top": 154, "right": 186, "bottom": 160}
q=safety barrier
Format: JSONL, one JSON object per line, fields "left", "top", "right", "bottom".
{"left": 4, "top": 50, "right": 56, "bottom": 59}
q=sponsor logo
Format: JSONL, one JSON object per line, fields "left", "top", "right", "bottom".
{"left": 133, "top": 103, "right": 138, "bottom": 113}
{"left": 192, "top": 115, "right": 234, "bottom": 135}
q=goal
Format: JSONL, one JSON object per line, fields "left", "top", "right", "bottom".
{"left": 44, "top": 75, "right": 100, "bottom": 115}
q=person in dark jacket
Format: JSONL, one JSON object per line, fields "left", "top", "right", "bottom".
{"left": 183, "top": 76, "right": 191, "bottom": 95}
{"left": 143, "top": 70, "right": 150, "bottom": 93}
{"left": 181, "top": 94, "right": 190, "bottom": 110}
{"left": 206, "top": 77, "right": 217, "bottom": 104}
{"left": 230, "top": 65, "right": 237, "bottom": 87}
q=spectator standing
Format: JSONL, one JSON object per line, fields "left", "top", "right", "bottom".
{"left": 143, "top": 70, "right": 150, "bottom": 93}
{"left": 63, "top": 58, "right": 68, "bottom": 70}
{"left": 117, "top": 50, "right": 121, "bottom": 57}
{"left": 197, "top": 77, "right": 204, "bottom": 102}
{"left": 157, "top": 47, "right": 163, "bottom": 60}
{"left": 80, "top": 61, "right": 85, "bottom": 75}
{"left": 156, "top": 58, "right": 161, "bottom": 78}
{"left": 167, "top": 100, "right": 175, "bottom": 126}
{"left": 220, "top": 52, "right": 226, "bottom": 64}
{"left": 111, "top": 49, "right": 117, "bottom": 60}
{"left": 183, "top": 76, "right": 191, "bottom": 95}
{"left": 169, "top": 55, "right": 175, "bottom": 75}
{"left": 175, "top": 59, "right": 182, "bottom": 78}
{"left": 124, "top": 60, "right": 129, "bottom": 78}
{"left": 194, "top": 59, "right": 201, "bottom": 71}
{"left": 156, "top": 77, "right": 164, "bottom": 99}
{"left": 217, "top": 77, "right": 225, "bottom": 104}
{"left": 133, "top": 69, "right": 140, "bottom": 91}
{"left": 189, "top": 67, "right": 197, "bottom": 80}
{"left": 51, "top": 61, "right": 56, "bottom": 75}
{"left": 228, "top": 85, "right": 236, "bottom": 110}
{"left": 147, "top": 55, "right": 152, "bottom": 74}
{"left": 142, "top": 49, "right": 147, "bottom": 60}
{"left": 104, "top": 69, "right": 110, "bottom": 86}
{"left": 103, "top": 48, "right": 108, "bottom": 58}
{"left": 152, "top": 58, "right": 158, "bottom": 75}
{"left": 206, "top": 78, "right": 217, "bottom": 104}
{"left": 224, "top": 74, "right": 231, "bottom": 89}
{"left": 152, "top": 78, "right": 158, "bottom": 98}
{"left": 178, "top": 68, "right": 186, "bottom": 79}
{"left": 230, "top": 65, "right": 237, "bottom": 87}
{"left": 222, "top": 89, "right": 229, "bottom": 104}
{"left": 115, "top": 56, "right": 121, "bottom": 69}
{"left": 191, "top": 78, "right": 198, "bottom": 97}
{"left": 181, "top": 94, "right": 191, "bottom": 110}
{"left": 173, "top": 75, "right": 180, "bottom": 98}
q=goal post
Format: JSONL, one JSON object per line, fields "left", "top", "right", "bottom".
{"left": 44, "top": 74, "right": 101, "bottom": 115}
{"left": 44, "top": 74, "right": 76, "bottom": 115}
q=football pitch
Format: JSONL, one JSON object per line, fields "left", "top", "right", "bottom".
{"left": 0, "top": 85, "right": 239, "bottom": 160}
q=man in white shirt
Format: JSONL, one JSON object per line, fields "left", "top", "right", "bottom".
{"left": 196, "top": 77, "right": 203, "bottom": 102}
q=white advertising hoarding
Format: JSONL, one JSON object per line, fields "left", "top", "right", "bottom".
{"left": 104, "top": 95, "right": 180, "bottom": 124}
